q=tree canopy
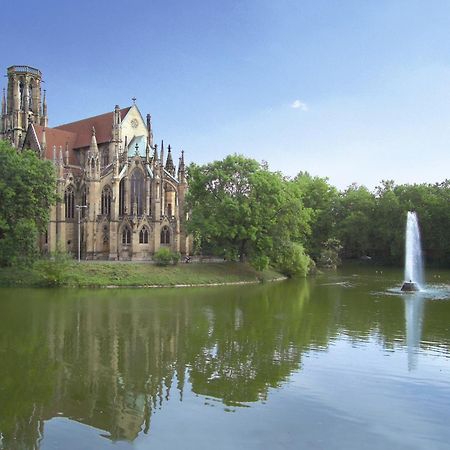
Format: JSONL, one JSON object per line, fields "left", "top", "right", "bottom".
{"left": 186, "top": 155, "right": 312, "bottom": 275}
{"left": 294, "top": 175, "right": 450, "bottom": 267}
{"left": 0, "top": 140, "right": 57, "bottom": 266}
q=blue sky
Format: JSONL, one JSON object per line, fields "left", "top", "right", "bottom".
{"left": 2, "top": 0, "right": 450, "bottom": 189}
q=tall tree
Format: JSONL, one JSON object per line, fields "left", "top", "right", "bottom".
{"left": 293, "top": 172, "right": 339, "bottom": 260}
{"left": 186, "top": 155, "right": 311, "bottom": 273}
{"left": 336, "top": 183, "right": 375, "bottom": 259}
{"left": 0, "top": 140, "right": 57, "bottom": 266}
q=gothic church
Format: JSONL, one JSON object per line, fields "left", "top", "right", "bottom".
{"left": 0, "top": 65, "right": 190, "bottom": 260}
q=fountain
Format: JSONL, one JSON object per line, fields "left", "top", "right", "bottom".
{"left": 401, "top": 211, "right": 424, "bottom": 292}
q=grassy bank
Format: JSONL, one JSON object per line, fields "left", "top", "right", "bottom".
{"left": 0, "top": 261, "right": 285, "bottom": 288}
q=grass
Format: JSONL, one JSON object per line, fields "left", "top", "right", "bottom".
{"left": 0, "top": 261, "right": 284, "bottom": 288}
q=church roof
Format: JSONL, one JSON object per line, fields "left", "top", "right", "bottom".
{"left": 54, "top": 107, "right": 131, "bottom": 149}
{"left": 32, "top": 125, "right": 78, "bottom": 164}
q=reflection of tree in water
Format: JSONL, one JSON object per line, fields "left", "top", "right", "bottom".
{"left": 0, "top": 290, "right": 56, "bottom": 450}
{"left": 187, "top": 281, "right": 311, "bottom": 404}
{"left": 0, "top": 283, "right": 311, "bottom": 447}
{"left": 1, "top": 279, "right": 448, "bottom": 448}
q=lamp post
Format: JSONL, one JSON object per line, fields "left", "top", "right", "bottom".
{"left": 75, "top": 205, "right": 87, "bottom": 262}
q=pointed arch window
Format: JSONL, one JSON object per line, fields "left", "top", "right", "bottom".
{"left": 139, "top": 226, "right": 149, "bottom": 244}
{"left": 119, "top": 178, "right": 126, "bottom": 216}
{"left": 130, "top": 170, "right": 144, "bottom": 216}
{"left": 160, "top": 226, "right": 170, "bottom": 245}
{"left": 19, "top": 80, "right": 25, "bottom": 110}
{"left": 102, "top": 147, "right": 109, "bottom": 167}
{"left": 101, "top": 186, "right": 112, "bottom": 217}
{"left": 28, "top": 82, "right": 33, "bottom": 110}
{"left": 122, "top": 227, "right": 131, "bottom": 245}
{"left": 64, "top": 185, "right": 75, "bottom": 219}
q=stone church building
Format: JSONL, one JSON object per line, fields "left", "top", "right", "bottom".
{"left": 0, "top": 65, "right": 190, "bottom": 260}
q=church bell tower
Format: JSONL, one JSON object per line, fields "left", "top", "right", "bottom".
{"left": 1, "top": 65, "right": 48, "bottom": 147}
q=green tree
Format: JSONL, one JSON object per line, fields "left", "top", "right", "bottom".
{"left": 293, "top": 172, "right": 339, "bottom": 260}
{"left": 336, "top": 183, "right": 375, "bottom": 259}
{"left": 0, "top": 140, "right": 57, "bottom": 266}
{"left": 371, "top": 181, "right": 404, "bottom": 263}
{"left": 186, "top": 154, "right": 311, "bottom": 273}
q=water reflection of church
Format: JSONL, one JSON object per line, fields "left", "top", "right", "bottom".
{"left": 0, "top": 284, "right": 310, "bottom": 448}
{"left": 0, "top": 65, "right": 190, "bottom": 259}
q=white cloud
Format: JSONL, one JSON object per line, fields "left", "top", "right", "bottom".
{"left": 291, "top": 99, "right": 308, "bottom": 111}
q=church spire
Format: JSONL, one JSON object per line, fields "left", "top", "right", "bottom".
{"left": 152, "top": 143, "right": 158, "bottom": 169}
{"left": 90, "top": 126, "right": 98, "bottom": 154}
{"left": 165, "top": 144, "right": 175, "bottom": 176}
{"left": 112, "top": 104, "right": 121, "bottom": 142}
{"left": 178, "top": 150, "right": 186, "bottom": 183}
{"left": 87, "top": 127, "right": 100, "bottom": 180}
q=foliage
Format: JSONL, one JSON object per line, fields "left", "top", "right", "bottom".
{"left": 0, "top": 261, "right": 283, "bottom": 287}
{"left": 34, "top": 250, "right": 73, "bottom": 286}
{"left": 153, "top": 247, "right": 180, "bottom": 266}
{"left": 0, "top": 140, "right": 57, "bottom": 266}
{"left": 293, "top": 172, "right": 339, "bottom": 260}
{"left": 335, "top": 184, "right": 375, "bottom": 259}
{"left": 186, "top": 154, "right": 311, "bottom": 269}
{"left": 330, "top": 179, "right": 450, "bottom": 266}
{"left": 273, "top": 242, "right": 311, "bottom": 278}
{"left": 317, "top": 238, "right": 342, "bottom": 268}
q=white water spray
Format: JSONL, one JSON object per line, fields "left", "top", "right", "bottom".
{"left": 403, "top": 211, "right": 424, "bottom": 289}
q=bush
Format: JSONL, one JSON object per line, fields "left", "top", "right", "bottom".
{"left": 250, "top": 255, "right": 270, "bottom": 272}
{"left": 275, "top": 242, "right": 311, "bottom": 278}
{"left": 0, "top": 219, "right": 38, "bottom": 267}
{"left": 317, "top": 238, "right": 342, "bottom": 269}
{"left": 34, "top": 250, "right": 72, "bottom": 286}
{"left": 154, "top": 248, "right": 180, "bottom": 266}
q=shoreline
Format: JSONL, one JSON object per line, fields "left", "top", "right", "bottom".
{"left": 0, "top": 261, "right": 286, "bottom": 288}
{"left": 101, "top": 277, "right": 288, "bottom": 289}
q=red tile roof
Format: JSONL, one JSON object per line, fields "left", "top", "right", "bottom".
{"left": 33, "top": 125, "right": 78, "bottom": 164}
{"left": 54, "top": 107, "right": 131, "bottom": 149}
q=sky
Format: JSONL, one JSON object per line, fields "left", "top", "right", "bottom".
{"left": 2, "top": 0, "right": 450, "bottom": 189}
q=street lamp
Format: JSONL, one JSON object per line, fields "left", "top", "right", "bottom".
{"left": 75, "top": 205, "right": 87, "bottom": 262}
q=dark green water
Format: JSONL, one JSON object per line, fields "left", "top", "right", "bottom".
{"left": 1, "top": 267, "right": 449, "bottom": 450}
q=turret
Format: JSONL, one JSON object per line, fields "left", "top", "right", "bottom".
{"left": 151, "top": 143, "right": 157, "bottom": 170}
{"left": 4, "top": 66, "right": 43, "bottom": 146}
{"left": 1, "top": 88, "right": 5, "bottom": 116}
{"left": 41, "top": 89, "right": 48, "bottom": 127}
{"left": 90, "top": 126, "right": 98, "bottom": 154}
{"left": 178, "top": 150, "right": 186, "bottom": 183}
{"left": 112, "top": 104, "right": 121, "bottom": 143}
{"left": 86, "top": 126, "right": 100, "bottom": 179}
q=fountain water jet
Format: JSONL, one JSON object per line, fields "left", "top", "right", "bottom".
{"left": 401, "top": 211, "right": 424, "bottom": 292}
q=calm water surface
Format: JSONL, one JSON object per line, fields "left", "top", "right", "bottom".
{"left": 0, "top": 267, "right": 449, "bottom": 450}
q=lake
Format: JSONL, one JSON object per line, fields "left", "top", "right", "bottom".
{"left": 0, "top": 267, "right": 449, "bottom": 450}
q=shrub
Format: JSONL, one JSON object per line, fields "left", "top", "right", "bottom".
{"left": 154, "top": 248, "right": 180, "bottom": 266}
{"left": 34, "top": 250, "right": 72, "bottom": 286}
{"left": 250, "top": 255, "right": 270, "bottom": 271}
{"left": 275, "top": 242, "right": 311, "bottom": 278}
{"left": 317, "top": 238, "right": 342, "bottom": 269}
